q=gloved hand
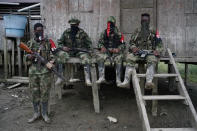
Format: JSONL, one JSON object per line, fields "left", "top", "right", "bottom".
{"left": 153, "top": 50, "right": 160, "bottom": 57}
{"left": 132, "top": 47, "right": 139, "bottom": 53}
{"left": 101, "top": 47, "right": 107, "bottom": 53}
{"left": 62, "top": 46, "right": 70, "bottom": 52}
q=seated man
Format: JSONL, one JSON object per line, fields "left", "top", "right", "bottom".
{"left": 55, "top": 18, "right": 92, "bottom": 86}
{"left": 118, "top": 13, "right": 163, "bottom": 89}
{"left": 96, "top": 16, "right": 125, "bottom": 85}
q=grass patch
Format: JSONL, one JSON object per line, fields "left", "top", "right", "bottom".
{"left": 158, "top": 62, "right": 197, "bottom": 83}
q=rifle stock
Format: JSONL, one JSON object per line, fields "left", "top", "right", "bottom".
{"left": 19, "top": 42, "right": 33, "bottom": 54}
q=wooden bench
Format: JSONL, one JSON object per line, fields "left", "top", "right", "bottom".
{"left": 56, "top": 57, "right": 100, "bottom": 113}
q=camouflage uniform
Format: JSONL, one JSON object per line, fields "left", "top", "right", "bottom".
{"left": 57, "top": 28, "right": 92, "bottom": 64}
{"left": 96, "top": 16, "right": 125, "bottom": 84}
{"left": 56, "top": 18, "right": 92, "bottom": 86}
{"left": 126, "top": 28, "right": 163, "bottom": 66}
{"left": 118, "top": 13, "right": 163, "bottom": 88}
{"left": 26, "top": 38, "right": 53, "bottom": 123}
{"left": 26, "top": 39, "right": 53, "bottom": 104}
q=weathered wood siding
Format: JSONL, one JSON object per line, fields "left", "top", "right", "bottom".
{"left": 42, "top": 0, "right": 197, "bottom": 59}
{"left": 120, "top": 0, "right": 197, "bottom": 57}
{"left": 41, "top": 0, "right": 120, "bottom": 47}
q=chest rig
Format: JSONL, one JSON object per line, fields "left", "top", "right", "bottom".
{"left": 134, "top": 31, "right": 156, "bottom": 50}
{"left": 30, "top": 40, "right": 50, "bottom": 66}
{"left": 103, "top": 29, "right": 121, "bottom": 49}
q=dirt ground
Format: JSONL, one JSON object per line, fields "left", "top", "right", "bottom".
{"left": 0, "top": 78, "right": 196, "bottom": 131}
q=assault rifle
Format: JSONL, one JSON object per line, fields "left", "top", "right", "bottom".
{"left": 52, "top": 47, "right": 93, "bottom": 54}
{"left": 134, "top": 50, "right": 154, "bottom": 58}
{"left": 19, "top": 43, "right": 66, "bottom": 81}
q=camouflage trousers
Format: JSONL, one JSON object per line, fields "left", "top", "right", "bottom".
{"left": 29, "top": 73, "right": 52, "bottom": 103}
{"left": 56, "top": 51, "right": 91, "bottom": 65}
{"left": 96, "top": 52, "right": 123, "bottom": 65}
{"left": 125, "top": 52, "right": 158, "bottom": 67}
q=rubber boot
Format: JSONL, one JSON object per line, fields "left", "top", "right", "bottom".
{"left": 41, "top": 102, "right": 50, "bottom": 123}
{"left": 118, "top": 66, "right": 134, "bottom": 88}
{"left": 96, "top": 63, "right": 106, "bottom": 84}
{"left": 145, "top": 64, "right": 155, "bottom": 89}
{"left": 55, "top": 64, "right": 63, "bottom": 86}
{"left": 28, "top": 102, "right": 40, "bottom": 123}
{"left": 84, "top": 64, "right": 92, "bottom": 86}
{"left": 116, "top": 64, "right": 122, "bottom": 85}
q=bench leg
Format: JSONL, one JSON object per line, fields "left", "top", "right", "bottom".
{"left": 91, "top": 64, "right": 100, "bottom": 113}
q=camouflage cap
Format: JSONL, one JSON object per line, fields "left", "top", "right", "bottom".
{"left": 107, "top": 16, "right": 116, "bottom": 24}
{"left": 68, "top": 18, "right": 80, "bottom": 25}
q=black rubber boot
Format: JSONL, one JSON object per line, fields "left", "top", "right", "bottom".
{"left": 28, "top": 102, "right": 40, "bottom": 123}
{"left": 41, "top": 102, "right": 50, "bottom": 124}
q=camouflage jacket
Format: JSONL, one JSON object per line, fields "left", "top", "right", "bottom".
{"left": 98, "top": 27, "right": 125, "bottom": 51}
{"left": 26, "top": 39, "right": 54, "bottom": 75}
{"left": 129, "top": 28, "right": 163, "bottom": 53}
{"left": 58, "top": 28, "right": 92, "bottom": 51}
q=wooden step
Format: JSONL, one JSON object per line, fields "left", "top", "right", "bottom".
{"left": 143, "top": 95, "right": 186, "bottom": 100}
{"left": 151, "top": 128, "right": 195, "bottom": 131}
{"left": 137, "top": 74, "right": 178, "bottom": 78}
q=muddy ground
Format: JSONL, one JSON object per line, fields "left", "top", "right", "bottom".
{"left": 0, "top": 77, "right": 197, "bottom": 131}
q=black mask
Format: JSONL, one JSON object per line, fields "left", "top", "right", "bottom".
{"left": 71, "top": 25, "right": 79, "bottom": 42}
{"left": 141, "top": 20, "right": 150, "bottom": 40}
{"left": 35, "top": 32, "right": 43, "bottom": 42}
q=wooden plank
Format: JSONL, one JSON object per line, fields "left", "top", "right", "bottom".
{"left": 16, "top": 38, "right": 22, "bottom": 76}
{"left": 12, "top": 76, "right": 29, "bottom": 80}
{"left": 167, "top": 48, "right": 197, "bottom": 129}
{"left": 11, "top": 40, "right": 15, "bottom": 76}
{"left": 151, "top": 128, "right": 195, "bottom": 131}
{"left": 7, "top": 83, "right": 21, "bottom": 89}
{"left": 184, "top": 63, "right": 188, "bottom": 87}
{"left": 168, "top": 63, "right": 176, "bottom": 92}
{"left": 67, "top": 57, "right": 81, "bottom": 63}
{"left": 90, "top": 64, "right": 100, "bottom": 113}
{"left": 152, "top": 63, "right": 158, "bottom": 116}
{"left": 3, "top": 35, "right": 8, "bottom": 79}
{"left": 137, "top": 74, "right": 178, "bottom": 78}
{"left": 0, "top": 78, "right": 29, "bottom": 83}
{"left": 143, "top": 95, "right": 185, "bottom": 100}
{"left": 132, "top": 69, "right": 151, "bottom": 131}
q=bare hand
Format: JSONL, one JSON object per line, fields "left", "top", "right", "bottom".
{"left": 46, "top": 62, "right": 54, "bottom": 69}
{"left": 113, "top": 48, "right": 120, "bottom": 53}
{"left": 101, "top": 47, "right": 107, "bottom": 53}
{"left": 153, "top": 50, "right": 160, "bottom": 57}
{"left": 132, "top": 47, "right": 139, "bottom": 53}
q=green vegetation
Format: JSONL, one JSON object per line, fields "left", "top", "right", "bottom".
{"left": 158, "top": 62, "right": 197, "bottom": 83}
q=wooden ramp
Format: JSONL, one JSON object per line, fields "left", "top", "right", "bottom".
{"left": 132, "top": 48, "right": 197, "bottom": 131}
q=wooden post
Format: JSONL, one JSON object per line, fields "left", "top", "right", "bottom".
{"left": 16, "top": 38, "right": 22, "bottom": 76}
{"left": 8, "top": 52, "right": 11, "bottom": 76}
{"left": 168, "top": 63, "right": 176, "bottom": 92}
{"left": 152, "top": 64, "right": 158, "bottom": 116}
{"left": 184, "top": 63, "right": 188, "bottom": 87}
{"left": 139, "top": 63, "right": 145, "bottom": 95}
{"left": 90, "top": 64, "right": 100, "bottom": 113}
{"left": 11, "top": 40, "right": 15, "bottom": 76}
{"left": 3, "top": 35, "right": 8, "bottom": 79}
